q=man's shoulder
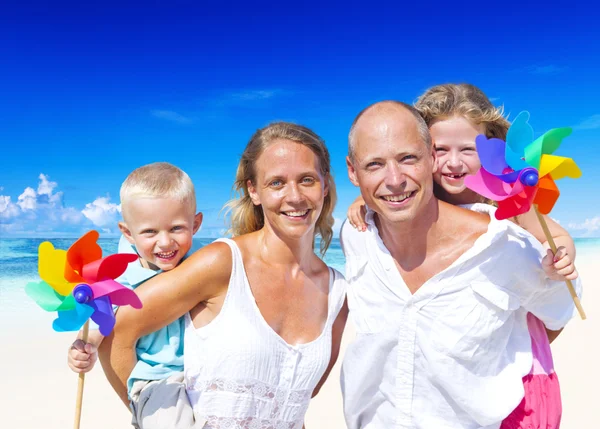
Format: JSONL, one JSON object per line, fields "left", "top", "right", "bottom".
{"left": 340, "top": 218, "right": 372, "bottom": 256}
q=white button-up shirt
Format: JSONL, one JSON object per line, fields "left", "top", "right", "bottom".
{"left": 340, "top": 204, "right": 582, "bottom": 429}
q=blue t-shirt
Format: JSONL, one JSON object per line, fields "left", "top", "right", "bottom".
{"left": 113, "top": 236, "right": 186, "bottom": 397}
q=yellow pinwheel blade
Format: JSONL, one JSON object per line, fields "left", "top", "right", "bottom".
{"left": 38, "top": 242, "right": 78, "bottom": 296}
{"left": 539, "top": 154, "right": 582, "bottom": 181}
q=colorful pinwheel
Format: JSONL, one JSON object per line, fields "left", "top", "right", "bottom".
{"left": 25, "top": 230, "right": 142, "bottom": 335}
{"left": 24, "top": 230, "right": 143, "bottom": 428}
{"left": 464, "top": 111, "right": 585, "bottom": 319}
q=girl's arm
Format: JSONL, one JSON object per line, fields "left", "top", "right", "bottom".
{"left": 515, "top": 209, "right": 578, "bottom": 343}
{"left": 97, "top": 241, "right": 233, "bottom": 404}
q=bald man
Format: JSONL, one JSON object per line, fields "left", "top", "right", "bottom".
{"left": 339, "top": 101, "right": 581, "bottom": 429}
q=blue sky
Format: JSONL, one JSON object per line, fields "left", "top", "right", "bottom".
{"left": 1, "top": 1, "right": 599, "bottom": 238}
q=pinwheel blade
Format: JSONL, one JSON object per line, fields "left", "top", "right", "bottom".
{"left": 81, "top": 253, "right": 138, "bottom": 283}
{"left": 495, "top": 186, "right": 537, "bottom": 220}
{"left": 65, "top": 230, "right": 102, "bottom": 283}
{"left": 533, "top": 175, "right": 560, "bottom": 214}
{"left": 89, "top": 279, "right": 143, "bottom": 308}
{"left": 38, "top": 242, "right": 78, "bottom": 296}
{"left": 52, "top": 304, "right": 94, "bottom": 332}
{"left": 464, "top": 169, "right": 526, "bottom": 201}
{"left": 88, "top": 296, "right": 116, "bottom": 336}
{"left": 475, "top": 135, "right": 512, "bottom": 176}
{"left": 506, "top": 111, "right": 534, "bottom": 155}
{"left": 25, "top": 281, "right": 77, "bottom": 312}
{"left": 524, "top": 127, "right": 572, "bottom": 170}
{"left": 539, "top": 154, "right": 582, "bottom": 180}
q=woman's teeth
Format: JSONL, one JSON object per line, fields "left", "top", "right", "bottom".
{"left": 284, "top": 210, "right": 309, "bottom": 217}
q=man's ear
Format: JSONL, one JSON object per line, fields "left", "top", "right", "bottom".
{"left": 193, "top": 212, "right": 203, "bottom": 234}
{"left": 118, "top": 222, "right": 135, "bottom": 244}
{"left": 346, "top": 156, "right": 360, "bottom": 187}
{"left": 248, "top": 180, "right": 261, "bottom": 206}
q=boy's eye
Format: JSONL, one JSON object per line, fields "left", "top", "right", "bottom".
{"left": 171, "top": 226, "right": 184, "bottom": 232}
{"left": 141, "top": 229, "right": 156, "bottom": 235}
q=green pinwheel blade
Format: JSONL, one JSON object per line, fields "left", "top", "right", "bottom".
{"left": 524, "top": 127, "right": 572, "bottom": 170}
{"left": 25, "top": 281, "right": 77, "bottom": 312}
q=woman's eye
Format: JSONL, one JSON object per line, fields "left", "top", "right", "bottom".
{"left": 302, "top": 177, "right": 315, "bottom": 184}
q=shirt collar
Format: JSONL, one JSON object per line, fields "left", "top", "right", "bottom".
{"left": 118, "top": 235, "right": 160, "bottom": 286}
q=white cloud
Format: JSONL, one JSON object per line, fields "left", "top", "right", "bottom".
{"left": 568, "top": 217, "right": 600, "bottom": 236}
{"left": 151, "top": 109, "right": 193, "bottom": 124}
{"left": 228, "top": 89, "right": 281, "bottom": 101}
{"left": 81, "top": 196, "right": 121, "bottom": 227}
{"left": 37, "top": 173, "right": 57, "bottom": 196}
{"left": 17, "top": 187, "right": 37, "bottom": 211}
{"left": 574, "top": 114, "right": 600, "bottom": 131}
{"left": 0, "top": 195, "right": 20, "bottom": 219}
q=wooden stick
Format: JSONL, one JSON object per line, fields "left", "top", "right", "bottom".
{"left": 73, "top": 320, "right": 89, "bottom": 429}
{"left": 533, "top": 205, "right": 586, "bottom": 320}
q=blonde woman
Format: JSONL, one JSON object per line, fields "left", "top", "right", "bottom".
{"left": 100, "top": 122, "right": 348, "bottom": 429}
{"left": 347, "top": 84, "right": 577, "bottom": 428}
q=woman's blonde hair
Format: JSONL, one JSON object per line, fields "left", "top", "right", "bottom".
{"left": 415, "top": 83, "right": 510, "bottom": 140}
{"left": 225, "top": 122, "right": 337, "bottom": 256}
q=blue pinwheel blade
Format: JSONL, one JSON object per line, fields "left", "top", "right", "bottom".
{"left": 52, "top": 303, "right": 94, "bottom": 332}
{"left": 475, "top": 135, "right": 510, "bottom": 176}
{"left": 88, "top": 295, "right": 116, "bottom": 336}
{"left": 505, "top": 146, "right": 531, "bottom": 171}
{"left": 506, "top": 111, "right": 534, "bottom": 155}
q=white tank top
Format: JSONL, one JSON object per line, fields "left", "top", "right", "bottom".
{"left": 183, "top": 238, "right": 347, "bottom": 429}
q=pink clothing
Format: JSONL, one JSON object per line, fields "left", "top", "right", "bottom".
{"left": 501, "top": 313, "right": 562, "bottom": 428}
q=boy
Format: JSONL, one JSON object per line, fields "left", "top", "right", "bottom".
{"left": 67, "top": 162, "right": 203, "bottom": 429}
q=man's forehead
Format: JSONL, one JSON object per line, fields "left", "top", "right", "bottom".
{"left": 354, "top": 110, "right": 422, "bottom": 155}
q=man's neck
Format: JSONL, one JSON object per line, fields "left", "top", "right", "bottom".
{"left": 374, "top": 197, "right": 446, "bottom": 271}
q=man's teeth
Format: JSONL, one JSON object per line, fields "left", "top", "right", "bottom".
{"left": 285, "top": 210, "right": 309, "bottom": 217}
{"left": 382, "top": 192, "right": 412, "bottom": 202}
{"left": 156, "top": 250, "right": 177, "bottom": 258}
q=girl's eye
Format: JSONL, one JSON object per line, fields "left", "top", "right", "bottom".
{"left": 435, "top": 147, "right": 447, "bottom": 152}
{"left": 462, "top": 147, "right": 476, "bottom": 152}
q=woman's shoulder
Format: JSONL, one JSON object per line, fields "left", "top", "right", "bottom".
{"left": 183, "top": 239, "right": 233, "bottom": 284}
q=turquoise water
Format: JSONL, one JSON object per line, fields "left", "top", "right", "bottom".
{"left": 0, "top": 237, "right": 346, "bottom": 315}
{"left": 1, "top": 237, "right": 596, "bottom": 315}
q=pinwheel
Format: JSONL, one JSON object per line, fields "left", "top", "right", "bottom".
{"left": 25, "top": 230, "right": 143, "bottom": 428}
{"left": 465, "top": 111, "right": 585, "bottom": 319}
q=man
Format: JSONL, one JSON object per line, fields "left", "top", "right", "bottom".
{"left": 340, "top": 101, "right": 581, "bottom": 428}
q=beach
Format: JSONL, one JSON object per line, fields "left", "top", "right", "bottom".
{"left": 1, "top": 239, "right": 598, "bottom": 428}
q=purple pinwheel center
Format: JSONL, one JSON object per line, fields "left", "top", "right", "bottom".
{"left": 73, "top": 284, "right": 94, "bottom": 304}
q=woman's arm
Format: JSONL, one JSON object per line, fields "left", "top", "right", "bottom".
{"left": 312, "top": 300, "right": 349, "bottom": 398}
{"left": 97, "top": 241, "right": 233, "bottom": 403}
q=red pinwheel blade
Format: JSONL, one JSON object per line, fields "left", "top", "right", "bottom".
{"left": 88, "top": 279, "right": 143, "bottom": 309}
{"left": 533, "top": 175, "right": 560, "bottom": 214}
{"left": 81, "top": 253, "right": 139, "bottom": 282}
{"left": 65, "top": 231, "right": 102, "bottom": 283}
{"left": 495, "top": 186, "right": 538, "bottom": 220}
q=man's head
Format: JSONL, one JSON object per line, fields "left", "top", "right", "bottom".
{"left": 118, "top": 162, "right": 203, "bottom": 271}
{"left": 346, "top": 101, "right": 437, "bottom": 224}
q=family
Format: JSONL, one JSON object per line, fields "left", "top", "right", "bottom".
{"left": 67, "top": 83, "right": 583, "bottom": 429}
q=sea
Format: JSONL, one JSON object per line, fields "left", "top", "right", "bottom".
{"left": 1, "top": 237, "right": 598, "bottom": 318}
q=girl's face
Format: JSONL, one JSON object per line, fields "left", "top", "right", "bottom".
{"left": 430, "top": 115, "right": 486, "bottom": 195}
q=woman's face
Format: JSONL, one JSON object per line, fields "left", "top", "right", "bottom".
{"left": 248, "top": 139, "right": 328, "bottom": 241}
{"left": 430, "top": 115, "right": 486, "bottom": 195}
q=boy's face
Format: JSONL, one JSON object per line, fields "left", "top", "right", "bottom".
{"left": 118, "top": 197, "right": 202, "bottom": 271}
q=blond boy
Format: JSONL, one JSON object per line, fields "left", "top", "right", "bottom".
{"left": 68, "top": 162, "right": 203, "bottom": 428}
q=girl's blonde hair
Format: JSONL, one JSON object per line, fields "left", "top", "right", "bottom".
{"left": 415, "top": 83, "right": 510, "bottom": 140}
{"left": 225, "top": 122, "right": 337, "bottom": 256}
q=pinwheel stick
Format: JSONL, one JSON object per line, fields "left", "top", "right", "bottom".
{"left": 73, "top": 320, "right": 90, "bottom": 429}
{"left": 533, "top": 205, "right": 586, "bottom": 320}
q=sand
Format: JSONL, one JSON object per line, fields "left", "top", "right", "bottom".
{"left": 2, "top": 253, "right": 597, "bottom": 428}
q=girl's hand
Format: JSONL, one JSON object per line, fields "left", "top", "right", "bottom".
{"left": 542, "top": 246, "right": 578, "bottom": 281}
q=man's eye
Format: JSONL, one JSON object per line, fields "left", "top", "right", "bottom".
{"left": 366, "top": 162, "right": 381, "bottom": 168}
{"left": 270, "top": 180, "right": 283, "bottom": 187}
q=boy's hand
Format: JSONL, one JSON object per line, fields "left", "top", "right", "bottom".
{"left": 68, "top": 339, "right": 98, "bottom": 373}
{"left": 542, "top": 246, "right": 578, "bottom": 281}
{"left": 347, "top": 197, "right": 368, "bottom": 232}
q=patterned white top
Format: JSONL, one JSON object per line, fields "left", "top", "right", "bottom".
{"left": 184, "top": 238, "right": 347, "bottom": 429}
{"left": 340, "top": 203, "right": 583, "bottom": 429}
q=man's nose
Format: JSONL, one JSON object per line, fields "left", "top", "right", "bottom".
{"left": 385, "top": 162, "right": 406, "bottom": 189}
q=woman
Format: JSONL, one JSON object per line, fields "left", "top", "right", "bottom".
{"left": 101, "top": 122, "right": 348, "bottom": 429}
{"left": 347, "top": 83, "right": 578, "bottom": 428}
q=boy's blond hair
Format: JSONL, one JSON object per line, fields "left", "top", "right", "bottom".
{"left": 120, "top": 162, "right": 196, "bottom": 213}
